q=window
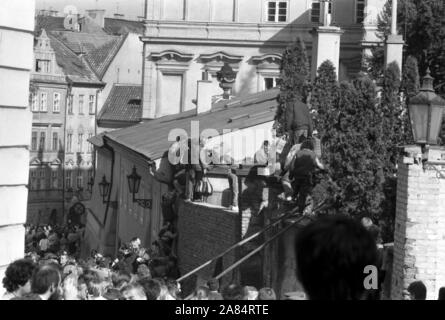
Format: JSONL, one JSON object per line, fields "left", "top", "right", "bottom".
{"left": 52, "top": 132, "right": 58, "bottom": 151}
{"left": 267, "top": 1, "right": 288, "bottom": 22}
{"left": 79, "top": 95, "right": 84, "bottom": 114}
{"left": 40, "top": 92, "right": 48, "bottom": 112}
{"left": 39, "top": 132, "right": 46, "bottom": 151}
{"left": 31, "top": 131, "right": 38, "bottom": 151}
{"left": 78, "top": 134, "right": 83, "bottom": 153}
{"left": 53, "top": 93, "right": 60, "bottom": 113}
{"left": 67, "top": 133, "right": 73, "bottom": 153}
{"left": 88, "top": 133, "right": 94, "bottom": 152}
{"left": 264, "top": 77, "right": 279, "bottom": 90}
{"left": 31, "top": 93, "right": 38, "bottom": 112}
{"left": 311, "top": 1, "right": 332, "bottom": 24}
{"left": 52, "top": 170, "right": 58, "bottom": 189}
{"left": 39, "top": 168, "right": 46, "bottom": 190}
{"left": 89, "top": 95, "right": 95, "bottom": 114}
{"left": 66, "top": 170, "right": 72, "bottom": 189}
{"left": 30, "top": 170, "right": 37, "bottom": 190}
{"left": 356, "top": 0, "right": 365, "bottom": 24}
{"left": 36, "top": 59, "right": 51, "bottom": 73}
{"left": 68, "top": 95, "right": 74, "bottom": 114}
{"left": 76, "top": 171, "right": 83, "bottom": 190}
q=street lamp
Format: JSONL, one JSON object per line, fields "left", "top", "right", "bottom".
{"left": 87, "top": 176, "right": 94, "bottom": 192}
{"left": 408, "top": 69, "right": 445, "bottom": 145}
{"left": 127, "top": 166, "right": 152, "bottom": 209}
{"left": 408, "top": 69, "right": 445, "bottom": 178}
{"left": 98, "top": 175, "right": 111, "bottom": 204}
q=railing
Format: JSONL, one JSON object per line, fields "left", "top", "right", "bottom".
{"left": 177, "top": 198, "right": 328, "bottom": 299}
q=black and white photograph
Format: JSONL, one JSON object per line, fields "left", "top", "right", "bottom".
{"left": 1, "top": 0, "right": 445, "bottom": 308}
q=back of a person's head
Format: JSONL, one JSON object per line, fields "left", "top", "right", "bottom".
{"left": 31, "top": 264, "right": 61, "bottom": 295}
{"left": 408, "top": 281, "right": 427, "bottom": 300}
{"left": 120, "top": 283, "right": 147, "bottom": 300}
{"left": 243, "top": 286, "right": 259, "bottom": 300}
{"left": 222, "top": 284, "right": 244, "bottom": 300}
{"left": 295, "top": 214, "right": 378, "bottom": 300}
{"left": 138, "top": 278, "right": 161, "bottom": 300}
{"left": 301, "top": 138, "right": 314, "bottom": 151}
{"left": 207, "top": 278, "right": 219, "bottom": 292}
{"left": 195, "top": 286, "right": 210, "bottom": 300}
{"left": 258, "top": 287, "right": 276, "bottom": 300}
{"left": 2, "top": 258, "right": 36, "bottom": 293}
{"left": 438, "top": 287, "right": 445, "bottom": 300}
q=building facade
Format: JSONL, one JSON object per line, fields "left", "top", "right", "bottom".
{"left": 28, "top": 30, "right": 68, "bottom": 225}
{"left": 27, "top": 28, "right": 104, "bottom": 225}
{"left": 0, "top": 0, "right": 35, "bottom": 292}
{"left": 141, "top": 0, "right": 386, "bottom": 119}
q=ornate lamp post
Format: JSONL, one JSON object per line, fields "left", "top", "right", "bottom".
{"left": 127, "top": 166, "right": 152, "bottom": 209}
{"left": 408, "top": 69, "right": 445, "bottom": 175}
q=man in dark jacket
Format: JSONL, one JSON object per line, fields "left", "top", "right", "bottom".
{"left": 291, "top": 138, "right": 324, "bottom": 214}
{"left": 285, "top": 99, "right": 313, "bottom": 144}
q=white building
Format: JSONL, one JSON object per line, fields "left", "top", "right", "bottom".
{"left": 0, "top": 0, "right": 35, "bottom": 291}
{"left": 141, "top": 0, "right": 386, "bottom": 119}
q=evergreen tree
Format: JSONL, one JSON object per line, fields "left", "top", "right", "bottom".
{"left": 275, "top": 37, "right": 310, "bottom": 136}
{"left": 314, "top": 80, "right": 386, "bottom": 219}
{"left": 368, "top": 0, "right": 445, "bottom": 96}
{"left": 380, "top": 61, "right": 409, "bottom": 174}
{"left": 311, "top": 60, "right": 339, "bottom": 138}
{"left": 401, "top": 55, "right": 420, "bottom": 99}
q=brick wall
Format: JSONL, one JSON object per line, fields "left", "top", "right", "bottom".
{"left": 177, "top": 200, "right": 238, "bottom": 294}
{"left": 392, "top": 161, "right": 445, "bottom": 300}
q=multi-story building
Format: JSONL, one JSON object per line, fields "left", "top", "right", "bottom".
{"left": 27, "top": 28, "right": 104, "bottom": 225}
{"left": 36, "top": 11, "right": 145, "bottom": 133}
{"left": 141, "top": 0, "right": 385, "bottom": 119}
{"left": 28, "top": 11, "right": 146, "bottom": 224}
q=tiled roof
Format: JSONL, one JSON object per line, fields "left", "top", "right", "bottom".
{"left": 104, "top": 18, "right": 144, "bottom": 35}
{"left": 48, "top": 34, "right": 103, "bottom": 85}
{"left": 99, "top": 88, "right": 280, "bottom": 161}
{"left": 98, "top": 84, "right": 143, "bottom": 124}
{"left": 35, "top": 16, "right": 66, "bottom": 33}
{"left": 50, "top": 31, "right": 125, "bottom": 79}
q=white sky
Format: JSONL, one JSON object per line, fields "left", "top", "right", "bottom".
{"left": 36, "top": 0, "right": 145, "bottom": 20}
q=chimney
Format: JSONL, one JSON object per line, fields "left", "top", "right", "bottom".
{"left": 196, "top": 73, "right": 213, "bottom": 114}
{"left": 85, "top": 9, "right": 106, "bottom": 28}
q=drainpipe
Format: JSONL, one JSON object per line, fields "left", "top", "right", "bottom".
{"left": 102, "top": 139, "right": 115, "bottom": 228}
{"left": 63, "top": 81, "right": 73, "bottom": 224}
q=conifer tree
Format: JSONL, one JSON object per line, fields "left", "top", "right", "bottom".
{"left": 275, "top": 37, "right": 310, "bottom": 136}
{"left": 311, "top": 60, "right": 339, "bottom": 138}
{"left": 401, "top": 55, "right": 420, "bottom": 100}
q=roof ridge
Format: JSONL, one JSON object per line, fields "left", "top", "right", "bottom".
{"left": 97, "top": 33, "right": 128, "bottom": 79}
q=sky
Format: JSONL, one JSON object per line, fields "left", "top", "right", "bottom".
{"left": 36, "top": 0, "right": 145, "bottom": 20}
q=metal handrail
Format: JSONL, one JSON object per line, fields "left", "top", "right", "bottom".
{"left": 176, "top": 205, "right": 301, "bottom": 283}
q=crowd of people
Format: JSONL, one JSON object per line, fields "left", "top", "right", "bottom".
{"left": 3, "top": 212, "right": 445, "bottom": 300}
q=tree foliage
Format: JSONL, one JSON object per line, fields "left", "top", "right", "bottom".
{"left": 311, "top": 60, "right": 339, "bottom": 137}
{"left": 401, "top": 55, "right": 420, "bottom": 99}
{"left": 367, "top": 0, "right": 445, "bottom": 95}
{"left": 275, "top": 37, "right": 310, "bottom": 136}
{"left": 313, "top": 78, "right": 386, "bottom": 221}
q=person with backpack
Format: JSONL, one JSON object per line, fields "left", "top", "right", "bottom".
{"left": 290, "top": 138, "right": 325, "bottom": 214}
